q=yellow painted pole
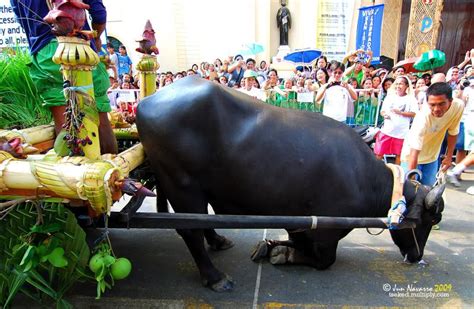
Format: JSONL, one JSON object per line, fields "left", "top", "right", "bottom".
{"left": 137, "top": 54, "right": 159, "bottom": 99}
{"left": 53, "top": 36, "right": 101, "bottom": 159}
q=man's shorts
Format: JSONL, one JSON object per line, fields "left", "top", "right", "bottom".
{"left": 455, "top": 122, "right": 465, "bottom": 150}
{"left": 29, "top": 39, "right": 111, "bottom": 113}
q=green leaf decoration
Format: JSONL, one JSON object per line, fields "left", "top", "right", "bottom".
{"left": 0, "top": 201, "right": 90, "bottom": 307}
{"left": 3, "top": 270, "right": 28, "bottom": 307}
{"left": 30, "top": 222, "right": 62, "bottom": 234}
{"left": 47, "top": 247, "right": 68, "bottom": 268}
{"left": 53, "top": 131, "right": 70, "bottom": 157}
{"left": 19, "top": 246, "right": 35, "bottom": 268}
{"left": 37, "top": 245, "right": 49, "bottom": 262}
{"left": 22, "top": 260, "right": 34, "bottom": 273}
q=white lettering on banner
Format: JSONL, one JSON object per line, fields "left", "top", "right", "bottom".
{"left": 360, "top": 7, "right": 381, "bottom": 53}
{"left": 0, "top": 0, "right": 28, "bottom": 49}
{"left": 367, "top": 13, "right": 374, "bottom": 50}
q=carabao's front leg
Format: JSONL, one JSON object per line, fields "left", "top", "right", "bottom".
{"left": 177, "top": 228, "right": 234, "bottom": 292}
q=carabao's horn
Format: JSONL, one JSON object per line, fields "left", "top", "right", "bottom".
{"left": 424, "top": 183, "right": 445, "bottom": 209}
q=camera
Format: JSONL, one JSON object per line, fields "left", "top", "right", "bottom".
{"left": 460, "top": 78, "right": 472, "bottom": 90}
{"left": 327, "top": 81, "right": 341, "bottom": 89}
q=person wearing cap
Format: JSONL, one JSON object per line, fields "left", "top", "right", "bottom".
{"left": 446, "top": 71, "right": 474, "bottom": 193}
{"left": 378, "top": 69, "right": 389, "bottom": 81}
{"left": 464, "top": 65, "right": 473, "bottom": 79}
{"left": 451, "top": 70, "right": 474, "bottom": 166}
{"left": 238, "top": 70, "right": 264, "bottom": 101}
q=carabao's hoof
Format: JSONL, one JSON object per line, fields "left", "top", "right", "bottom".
{"left": 251, "top": 240, "right": 269, "bottom": 262}
{"left": 205, "top": 274, "right": 234, "bottom": 292}
{"left": 269, "top": 246, "right": 294, "bottom": 265}
{"left": 209, "top": 235, "right": 235, "bottom": 251}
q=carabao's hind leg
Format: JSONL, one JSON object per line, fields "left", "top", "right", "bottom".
{"left": 266, "top": 232, "right": 317, "bottom": 265}
{"left": 204, "top": 229, "right": 235, "bottom": 251}
{"left": 251, "top": 231, "right": 309, "bottom": 264}
{"left": 308, "top": 241, "right": 339, "bottom": 269}
{"left": 251, "top": 238, "right": 297, "bottom": 262}
{"left": 268, "top": 240, "right": 339, "bottom": 268}
{"left": 308, "top": 229, "right": 350, "bottom": 269}
{"left": 256, "top": 232, "right": 340, "bottom": 269}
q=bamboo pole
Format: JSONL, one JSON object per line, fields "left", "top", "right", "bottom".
{"left": 137, "top": 54, "right": 158, "bottom": 99}
{"left": 0, "top": 151, "right": 120, "bottom": 214}
{"left": 113, "top": 127, "right": 139, "bottom": 140}
{"left": 0, "top": 125, "right": 55, "bottom": 152}
{"left": 0, "top": 141, "right": 144, "bottom": 211}
{"left": 110, "top": 143, "right": 145, "bottom": 176}
{"left": 53, "top": 36, "right": 101, "bottom": 159}
{"left": 0, "top": 125, "right": 55, "bottom": 145}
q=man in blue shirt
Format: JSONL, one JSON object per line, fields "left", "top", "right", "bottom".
{"left": 10, "top": 0, "right": 117, "bottom": 154}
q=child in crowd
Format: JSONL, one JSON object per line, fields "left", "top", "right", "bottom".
{"left": 354, "top": 78, "right": 378, "bottom": 125}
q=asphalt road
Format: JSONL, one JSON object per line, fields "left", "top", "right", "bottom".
{"left": 13, "top": 171, "right": 473, "bottom": 308}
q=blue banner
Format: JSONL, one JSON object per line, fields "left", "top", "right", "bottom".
{"left": 356, "top": 4, "right": 384, "bottom": 64}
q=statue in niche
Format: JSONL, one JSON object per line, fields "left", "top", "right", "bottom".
{"left": 276, "top": 0, "right": 291, "bottom": 46}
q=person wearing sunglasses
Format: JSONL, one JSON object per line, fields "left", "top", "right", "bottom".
{"left": 316, "top": 62, "right": 357, "bottom": 124}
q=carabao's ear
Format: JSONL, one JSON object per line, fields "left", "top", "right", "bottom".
{"left": 424, "top": 183, "right": 445, "bottom": 210}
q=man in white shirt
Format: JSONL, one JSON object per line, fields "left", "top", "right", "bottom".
{"left": 446, "top": 77, "right": 474, "bottom": 188}
{"left": 316, "top": 62, "right": 357, "bottom": 123}
{"left": 401, "top": 82, "right": 464, "bottom": 186}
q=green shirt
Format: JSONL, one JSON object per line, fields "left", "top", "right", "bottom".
{"left": 344, "top": 70, "right": 364, "bottom": 87}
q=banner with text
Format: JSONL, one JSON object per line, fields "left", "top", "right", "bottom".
{"left": 0, "top": 0, "right": 28, "bottom": 49}
{"left": 315, "top": 0, "right": 354, "bottom": 62}
{"left": 356, "top": 4, "right": 384, "bottom": 64}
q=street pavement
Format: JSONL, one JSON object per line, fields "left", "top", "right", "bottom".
{"left": 13, "top": 171, "right": 474, "bottom": 308}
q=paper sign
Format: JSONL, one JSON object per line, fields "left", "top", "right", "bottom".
{"left": 116, "top": 90, "right": 137, "bottom": 102}
{"left": 297, "top": 92, "right": 314, "bottom": 103}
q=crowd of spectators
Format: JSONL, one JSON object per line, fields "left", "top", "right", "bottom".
{"left": 105, "top": 44, "right": 474, "bottom": 194}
